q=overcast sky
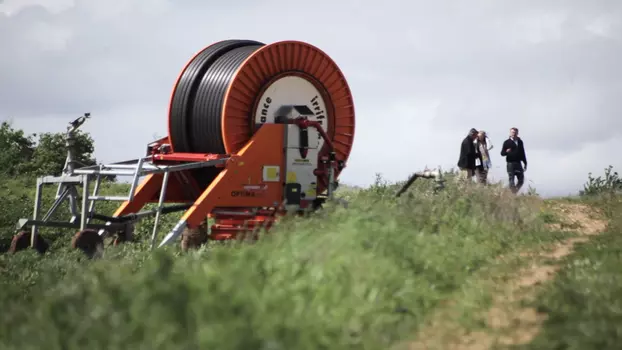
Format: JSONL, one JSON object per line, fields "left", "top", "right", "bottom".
{"left": 1, "top": 0, "right": 620, "bottom": 197}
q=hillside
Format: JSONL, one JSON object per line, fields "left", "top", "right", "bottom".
{"left": 1, "top": 164, "right": 621, "bottom": 349}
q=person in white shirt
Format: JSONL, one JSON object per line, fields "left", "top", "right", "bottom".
{"left": 474, "top": 130, "right": 493, "bottom": 184}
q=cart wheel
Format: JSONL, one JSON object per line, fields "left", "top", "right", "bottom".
{"left": 180, "top": 222, "right": 208, "bottom": 252}
{"left": 71, "top": 229, "right": 104, "bottom": 258}
{"left": 8, "top": 231, "right": 49, "bottom": 254}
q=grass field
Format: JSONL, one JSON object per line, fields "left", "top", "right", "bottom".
{"left": 0, "top": 169, "right": 620, "bottom": 349}
{"left": 515, "top": 194, "right": 622, "bottom": 350}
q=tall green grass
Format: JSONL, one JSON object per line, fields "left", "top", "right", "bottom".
{"left": 0, "top": 175, "right": 565, "bottom": 349}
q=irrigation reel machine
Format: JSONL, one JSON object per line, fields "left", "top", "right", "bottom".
{"left": 10, "top": 39, "right": 359, "bottom": 255}
{"left": 10, "top": 39, "right": 445, "bottom": 256}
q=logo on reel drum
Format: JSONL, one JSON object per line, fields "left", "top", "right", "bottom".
{"left": 254, "top": 75, "right": 329, "bottom": 146}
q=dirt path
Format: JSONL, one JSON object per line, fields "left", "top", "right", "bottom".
{"left": 405, "top": 201, "right": 608, "bottom": 350}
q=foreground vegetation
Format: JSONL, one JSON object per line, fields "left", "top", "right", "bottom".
{"left": 0, "top": 173, "right": 572, "bottom": 350}
{"left": 1, "top": 121, "right": 621, "bottom": 349}
{"left": 518, "top": 193, "right": 622, "bottom": 350}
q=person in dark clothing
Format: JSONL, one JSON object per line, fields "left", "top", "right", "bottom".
{"left": 500, "top": 127, "right": 528, "bottom": 194}
{"left": 457, "top": 128, "right": 479, "bottom": 181}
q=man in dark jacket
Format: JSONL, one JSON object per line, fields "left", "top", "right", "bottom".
{"left": 500, "top": 127, "right": 527, "bottom": 193}
{"left": 457, "top": 128, "right": 479, "bottom": 181}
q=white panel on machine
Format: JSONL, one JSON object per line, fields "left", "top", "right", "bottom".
{"left": 280, "top": 105, "right": 321, "bottom": 201}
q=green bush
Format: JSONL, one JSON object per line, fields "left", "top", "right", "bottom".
{"left": 580, "top": 165, "right": 622, "bottom": 197}
{"left": 0, "top": 120, "right": 99, "bottom": 178}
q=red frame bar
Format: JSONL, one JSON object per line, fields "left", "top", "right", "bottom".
{"left": 152, "top": 152, "right": 226, "bottom": 163}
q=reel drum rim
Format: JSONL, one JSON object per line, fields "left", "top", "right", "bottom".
{"left": 220, "top": 40, "right": 356, "bottom": 186}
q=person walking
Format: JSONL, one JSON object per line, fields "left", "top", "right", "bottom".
{"left": 500, "top": 127, "right": 527, "bottom": 193}
{"left": 457, "top": 128, "right": 479, "bottom": 182}
{"left": 474, "top": 130, "right": 493, "bottom": 185}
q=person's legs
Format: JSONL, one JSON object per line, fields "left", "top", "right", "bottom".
{"left": 480, "top": 168, "right": 489, "bottom": 185}
{"left": 475, "top": 167, "right": 486, "bottom": 184}
{"left": 457, "top": 168, "right": 473, "bottom": 184}
{"left": 466, "top": 168, "right": 474, "bottom": 180}
{"left": 515, "top": 169, "right": 525, "bottom": 192}
{"left": 507, "top": 163, "right": 517, "bottom": 192}
{"left": 455, "top": 168, "right": 466, "bottom": 183}
{"left": 507, "top": 162, "right": 524, "bottom": 193}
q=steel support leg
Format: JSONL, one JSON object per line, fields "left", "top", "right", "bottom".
{"left": 42, "top": 186, "right": 70, "bottom": 222}
{"left": 150, "top": 171, "right": 170, "bottom": 250}
{"left": 128, "top": 157, "right": 145, "bottom": 202}
{"left": 30, "top": 178, "right": 43, "bottom": 248}
{"left": 80, "top": 175, "right": 90, "bottom": 231}
{"left": 158, "top": 220, "right": 187, "bottom": 248}
{"left": 87, "top": 174, "right": 102, "bottom": 225}
{"left": 68, "top": 186, "right": 80, "bottom": 223}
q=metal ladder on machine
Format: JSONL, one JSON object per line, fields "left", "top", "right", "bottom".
{"left": 17, "top": 113, "right": 228, "bottom": 250}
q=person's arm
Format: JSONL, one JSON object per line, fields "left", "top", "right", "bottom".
{"left": 520, "top": 140, "right": 527, "bottom": 169}
{"left": 461, "top": 138, "right": 470, "bottom": 157}
{"left": 487, "top": 137, "right": 494, "bottom": 150}
{"left": 457, "top": 138, "right": 468, "bottom": 167}
{"left": 500, "top": 140, "right": 509, "bottom": 156}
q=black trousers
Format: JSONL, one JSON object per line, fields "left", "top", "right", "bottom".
{"left": 506, "top": 161, "right": 524, "bottom": 193}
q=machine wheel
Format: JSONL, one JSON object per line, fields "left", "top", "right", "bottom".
{"left": 8, "top": 231, "right": 49, "bottom": 254}
{"left": 71, "top": 229, "right": 104, "bottom": 258}
{"left": 180, "top": 222, "right": 208, "bottom": 252}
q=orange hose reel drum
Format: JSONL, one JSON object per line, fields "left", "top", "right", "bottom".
{"left": 167, "top": 40, "right": 356, "bottom": 192}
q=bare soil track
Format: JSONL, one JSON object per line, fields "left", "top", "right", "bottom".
{"left": 406, "top": 201, "right": 608, "bottom": 350}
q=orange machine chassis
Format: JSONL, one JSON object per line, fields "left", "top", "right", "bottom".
{"left": 117, "top": 117, "right": 343, "bottom": 247}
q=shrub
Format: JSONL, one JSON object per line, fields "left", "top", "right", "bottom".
{"left": 581, "top": 165, "right": 622, "bottom": 197}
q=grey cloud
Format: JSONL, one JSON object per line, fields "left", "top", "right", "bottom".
{"left": 0, "top": 0, "right": 621, "bottom": 196}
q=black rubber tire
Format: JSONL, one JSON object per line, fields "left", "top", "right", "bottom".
{"left": 71, "top": 229, "right": 104, "bottom": 259}
{"left": 8, "top": 231, "right": 48, "bottom": 254}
